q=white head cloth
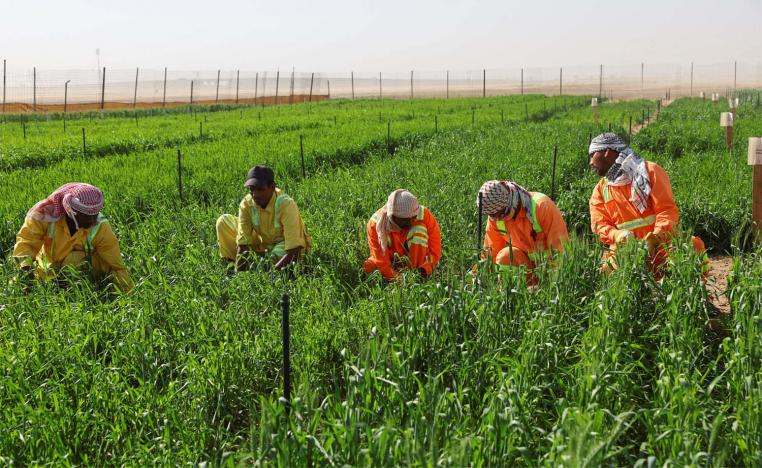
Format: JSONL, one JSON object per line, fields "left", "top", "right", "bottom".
{"left": 590, "top": 133, "right": 652, "bottom": 213}
{"left": 376, "top": 189, "right": 420, "bottom": 253}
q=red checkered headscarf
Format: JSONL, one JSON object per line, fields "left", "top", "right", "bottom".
{"left": 27, "top": 183, "right": 104, "bottom": 228}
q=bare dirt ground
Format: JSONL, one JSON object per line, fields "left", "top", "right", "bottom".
{"left": 707, "top": 256, "right": 733, "bottom": 315}
{"left": 0, "top": 94, "right": 328, "bottom": 113}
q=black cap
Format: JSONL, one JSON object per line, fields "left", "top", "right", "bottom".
{"left": 244, "top": 165, "right": 274, "bottom": 188}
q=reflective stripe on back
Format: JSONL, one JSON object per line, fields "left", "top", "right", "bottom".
{"left": 616, "top": 215, "right": 656, "bottom": 231}
{"left": 417, "top": 206, "right": 425, "bottom": 221}
{"left": 85, "top": 215, "right": 108, "bottom": 255}
{"left": 529, "top": 193, "right": 547, "bottom": 234}
{"left": 495, "top": 220, "right": 508, "bottom": 234}
{"left": 48, "top": 221, "right": 57, "bottom": 260}
{"left": 273, "top": 194, "right": 292, "bottom": 230}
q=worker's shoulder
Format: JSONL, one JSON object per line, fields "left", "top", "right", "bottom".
{"left": 275, "top": 193, "right": 302, "bottom": 215}
{"left": 91, "top": 217, "right": 117, "bottom": 241}
{"left": 239, "top": 193, "right": 254, "bottom": 208}
{"left": 589, "top": 178, "right": 606, "bottom": 198}
{"left": 530, "top": 192, "right": 558, "bottom": 208}
{"left": 369, "top": 207, "right": 384, "bottom": 225}
{"left": 645, "top": 160, "right": 668, "bottom": 177}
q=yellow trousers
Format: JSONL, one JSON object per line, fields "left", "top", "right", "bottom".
{"left": 215, "top": 214, "right": 286, "bottom": 261}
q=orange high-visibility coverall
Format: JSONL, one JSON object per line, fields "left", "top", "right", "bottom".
{"left": 483, "top": 192, "right": 569, "bottom": 269}
{"left": 363, "top": 206, "right": 442, "bottom": 281}
{"left": 589, "top": 161, "right": 706, "bottom": 273}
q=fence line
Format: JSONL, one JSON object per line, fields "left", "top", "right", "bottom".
{"left": 0, "top": 61, "right": 760, "bottom": 112}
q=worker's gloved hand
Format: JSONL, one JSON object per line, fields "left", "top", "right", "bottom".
{"left": 643, "top": 232, "right": 660, "bottom": 256}
{"left": 615, "top": 230, "right": 634, "bottom": 244}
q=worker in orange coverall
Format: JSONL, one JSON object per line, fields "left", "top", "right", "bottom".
{"left": 587, "top": 132, "right": 707, "bottom": 276}
{"left": 477, "top": 180, "right": 569, "bottom": 274}
{"left": 363, "top": 189, "right": 441, "bottom": 281}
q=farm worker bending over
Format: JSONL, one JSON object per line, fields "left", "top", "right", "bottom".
{"left": 478, "top": 180, "right": 569, "bottom": 272}
{"left": 216, "top": 165, "right": 310, "bottom": 272}
{"left": 363, "top": 189, "right": 442, "bottom": 281}
{"left": 587, "top": 133, "right": 706, "bottom": 275}
{"left": 12, "top": 183, "right": 134, "bottom": 293}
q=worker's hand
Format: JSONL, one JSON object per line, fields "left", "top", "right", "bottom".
{"left": 18, "top": 266, "right": 35, "bottom": 294}
{"left": 643, "top": 232, "right": 660, "bottom": 256}
{"left": 615, "top": 230, "right": 634, "bottom": 244}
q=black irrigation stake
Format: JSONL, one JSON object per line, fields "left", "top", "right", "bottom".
{"left": 281, "top": 293, "right": 291, "bottom": 415}
{"left": 525, "top": 103, "right": 529, "bottom": 121}
{"left": 177, "top": 145, "right": 184, "bottom": 202}
{"left": 628, "top": 116, "right": 633, "bottom": 142}
{"left": 22, "top": 120, "right": 26, "bottom": 140}
{"left": 550, "top": 145, "right": 558, "bottom": 201}
{"left": 82, "top": 128, "right": 87, "bottom": 156}
{"left": 387, "top": 122, "right": 391, "bottom": 153}
{"left": 471, "top": 110, "right": 475, "bottom": 125}
{"left": 199, "top": 121, "right": 203, "bottom": 139}
{"left": 299, "top": 134, "right": 306, "bottom": 178}
{"left": 477, "top": 192, "right": 483, "bottom": 252}
{"left": 608, "top": 122, "right": 611, "bottom": 132}
{"left": 434, "top": 115, "right": 438, "bottom": 132}
{"left": 501, "top": 109, "right": 504, "bottom": 123}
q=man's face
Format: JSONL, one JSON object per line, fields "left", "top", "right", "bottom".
{"left": 250, "top": 182, "right": 276, "bottom": 208}
{"left": 74, "top": 211, "right": 98, "bottom": 229}
{"left": 589, "top": 148, "right": 617, "bottom": 177}
{"left": 392, "top": 215, "right": 415, "bottom": 230}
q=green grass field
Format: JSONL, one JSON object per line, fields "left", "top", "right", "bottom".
{"left": 1, "top": 94, "right": 761, "bottom": 465}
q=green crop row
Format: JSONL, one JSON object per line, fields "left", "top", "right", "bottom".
{"left": 1, "top": 95, "right": 761, "bottom": 465}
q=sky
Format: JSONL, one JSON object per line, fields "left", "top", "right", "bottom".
{"left": 2, "top": 0, "right": 761, "bottom": 73}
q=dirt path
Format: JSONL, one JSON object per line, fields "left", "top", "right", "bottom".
{"left": 708, "top": 256, "right": 733, "bottom": 315}
{"left": 631, "top": 98, "right": 674, "bottom": 134}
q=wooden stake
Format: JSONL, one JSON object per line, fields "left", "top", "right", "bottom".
{"left": 215, "top": 69, "right": 220, "bottom": 103}
{"left": 100, "top": 67, "right": 106, "bottom": 110}
{"left": 236, "top": 70, "right": 240, "bottom": 104}
{"left": 753, "top": 165, "right": 762, "bottom": 239}
{"left": 309, "top": 72, "right": 314, "bottom": 102}
{"left": 477, "top": 192, "right": 483, "bottom": 252}
{"left": 133, "top": 67, "right": 139, "bottom": 109}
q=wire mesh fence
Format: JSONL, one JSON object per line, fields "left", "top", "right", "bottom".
{"left": 0, "top": 61, "right": 760, "bottom": 112}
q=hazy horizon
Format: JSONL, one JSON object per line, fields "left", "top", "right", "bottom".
{"left": 2, "top": 0, "right": 760, "bottom": 73}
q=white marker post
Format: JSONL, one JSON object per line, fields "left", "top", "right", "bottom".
{"left": 749, "top": 138, "right": 762, "bottom": 239}
{"left": 591, "top": 97, "right": 599, "bottom": 125}
{"left": 720, "top": 112, "right": 734, "bottom": 149}
{"left": 729, "top": 97, "right": 738, "bottom": 118}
